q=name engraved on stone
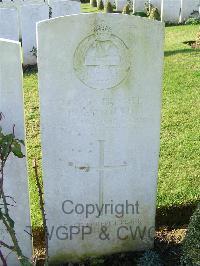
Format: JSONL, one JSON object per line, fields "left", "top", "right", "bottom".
{"left": 73, "top": 21, "right": 131, "bottom": 90}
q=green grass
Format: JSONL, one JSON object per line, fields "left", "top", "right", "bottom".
{"left": 158, "top": 25, "right": 200, "bottom": 208}
{"left": 81, "top": 3, "right": 99, "bottom": 13}
{"left": 24, "top": 70, "right": 43, "bottom": 227}
{"left": 23, "top": 23, "right": 200, "bottom": 227}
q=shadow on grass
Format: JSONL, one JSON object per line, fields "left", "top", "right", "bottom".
{"left": 23, "top": 64, "right": 38, "bottom": 74}
{"left": 156, "top": 200, "right": 199, "bottom": 228}
{"left": 164, "top": 48, "right": 200, "bottom": 57}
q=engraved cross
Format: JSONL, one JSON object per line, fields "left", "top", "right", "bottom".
{"left": 71, "top": 140, "right": 127, "bottom": 207}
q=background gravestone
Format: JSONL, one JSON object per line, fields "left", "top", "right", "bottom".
{"left": 0, "top": 8, "right": 19, "bottom": 41}
{"left": 23, "top": 0, "right": 46, "bottom": 3}
{"left": 151, "top": 0, "right": 161, "bottom": 11}
{"left": 0, "top": 1, "right": 48, "bottom": 39}
{"left": 180, "top": 0, "right": 200, "bottom": 22}
{"left": 161, "top": 0, "right": 181, "bottom": 23}
{"left": 133, "top": 0, "right": 161, "bottom": 13}
{"left": 115, "top": 0, "right": 127, "bottom": 11}
{"left": 49, "top": 0, "right": 80, "bottom": 18}
{"left": 21, "top": 3, "right": 49, "bottom": 66}
{"left": 0, "top": 3, "right": 23, "bottom": 39}
{"left": 37, "top": 13, "right": 164, "bottom": 263}
{"left": 0, "top": 38, "right": 32, "bottom": 265}
{"left": 101, "top": 0, "right": 115, "bottom": 6}
{"left": 133, "top": 0, "right": 146, "bottom": 12}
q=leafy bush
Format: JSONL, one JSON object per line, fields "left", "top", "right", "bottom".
{"left": 122, "top": 4, "right": 131, "bottom": 15}
{"left": 144, "top": 2, "right": 160, "bottom": 20}
{"left": 97, "top": 0, "right": 104, "bottom": 10}
{"left": 148, "top": 7, "right": 160, "bottom": 20}
{"left": 181, "top": 204, "right": 200, "bottom": 266}
{"left": 185, "top": 18, "right": 200, "bottom": 25}
{"left": 137, "top": 250, "right": 163, "bottom": 266}
{"left": 104, "top": 1, "right": 113, "bottom": 13}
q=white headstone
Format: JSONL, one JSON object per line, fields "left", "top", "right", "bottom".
{"left": 180, "top": 0, "right": 200, "bottom": 22}
{"left": 161, "top": 0, "right": 181, "bottom": 23}
{"left": 37, "top": 14, "right": 164, "bottom": 263}
{"left": 0, "top": 2, "right": 23, "bottom": 39}
{"left": 0, "top": 38, "right": 32, "bottom": 265}
{"left": 116, "top": 0, "right": 127, "bottom": 11}
{"left": 101, "top": 0, "right": 115, "bottom": 6}
{"left": 2, "top": 0, "right": 18, "bottom": 3}
{"left": 3, "top": 0, "right": 21, "bottom": 2}
{"left": 23, "top": 0, "right": 46, "bottom": 3}
{"left": 133, "top": 0, "right": 161, "bottom": 14}
{"left": 21, "top": 3, "right": 49, "bottom": 66}
{"left": 49, "top": 0, "right": 80, "bottom": 18}
{"left": 0, "top": 1, "right": 22, "bottom": 10}
{"left": 133, "top": 0, "right": 145, "bottom": 12}
{"left": 0, "top": 8, "right": 19, "bottom": 41}
{"left": 151, "top": 0, "right": 161, "bottom": 11}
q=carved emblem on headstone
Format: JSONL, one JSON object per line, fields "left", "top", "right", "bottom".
{"left": 73, "top": 20, "right": 130, "bottom": 90}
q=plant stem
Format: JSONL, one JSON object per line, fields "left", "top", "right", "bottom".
{"left": 33, "top": 159, "right": 49, "bottom": 265}
{"left": 0, "top": 249, "right": 7, "bottom": 266}
{"left": 1, "top": 205, "right": 31, "bottom": 265}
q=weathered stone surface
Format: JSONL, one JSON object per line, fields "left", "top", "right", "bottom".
{"left": 151, "top": 0, "right": 161, "bottom": 11}
{"left": 0, "top": 2, "right": 23, "bottom": 39}
{"left": 133, "top": 0, "right": 146, "bottom": 12}
{"left": 133, "top": 0, "right": 161, "bottom": 13}
{"left": 115, "top": 0, "right": 127, "bottom": 11}
{"left": 0, "top": 38, "right": 32, "bottom": 265}
{"left": 180, "top": 0, "right": 200, "bottom": 22}
{"left": 161, "top": 0, "right": 181, "bottom": 23}
{"left": 37, "top": 14, "right": 164, "bottom": 263}
{"left": 21, "top": 3, "right": 49, "bottom": 65}
{"left": 101, "top": 0, "right": 115, "bottom": 6}
{"left": 0, "top": 8, "right": 19, "bottom": 41}
{"left": 49, "top": 0, "right": 80, "bottom": 18}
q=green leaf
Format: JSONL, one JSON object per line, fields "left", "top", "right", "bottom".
{"left": 4, "top": 134, "right": 14, "bottom": 144}
{"left": 2, "top": 143, "right": 10, "bottom": 158}
{"left": 11, "top": 141, "right": 24, "bottom": 158}
{"left": 17, "top": 139, "right": 25, "bottom": 146}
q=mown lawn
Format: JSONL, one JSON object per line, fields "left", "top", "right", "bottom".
{"left": 158, "top": 25, "right": 200, "bottom": 208}
{"left": 23, "top": 21, "right": 200, "bottom": 227}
